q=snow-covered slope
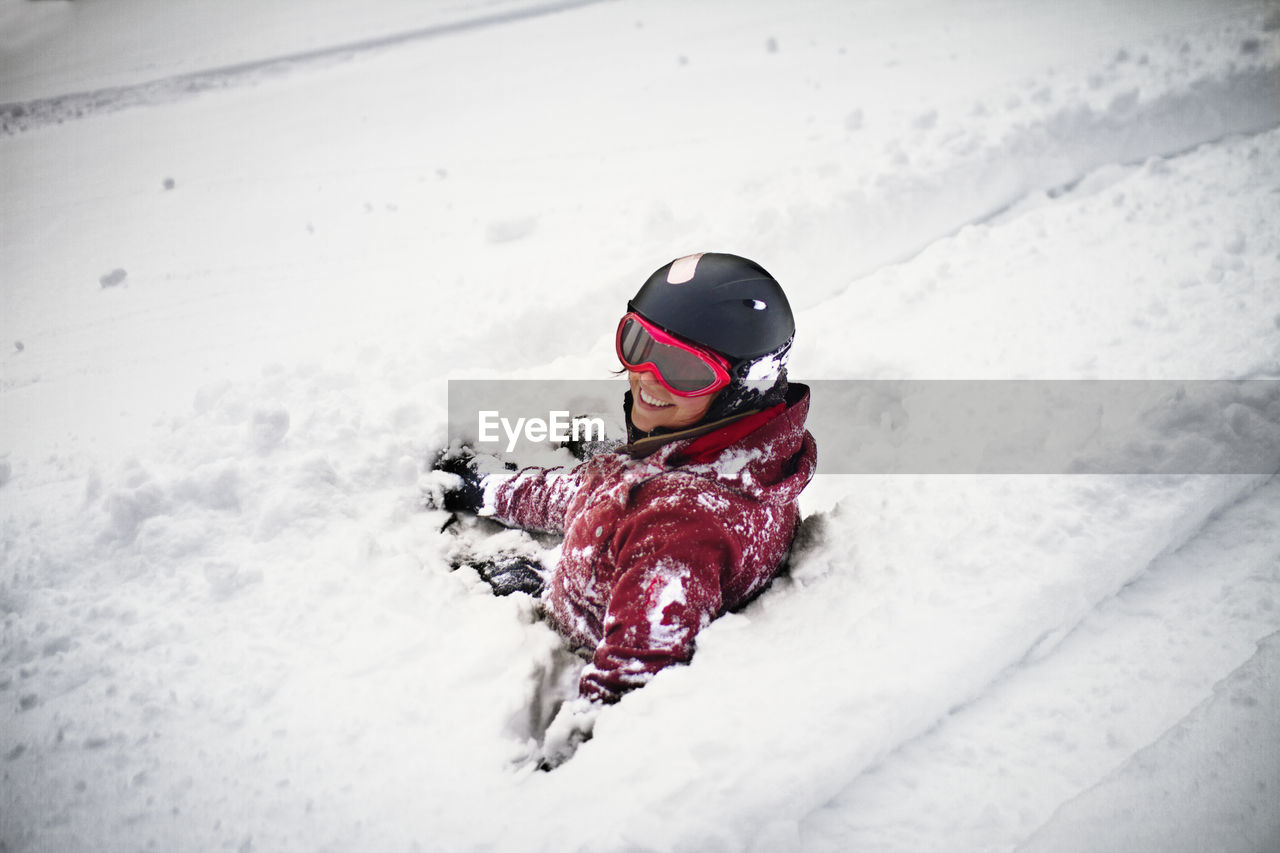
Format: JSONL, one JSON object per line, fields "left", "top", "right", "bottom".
{"left": 801, "top": 474, "right": 1280, "bottom": 852}
{"left": 2, "top": 2, "right": 1278, "bottom": 851}
{"left": 0, "top": 0, "right": 599, "bottom": 105}
{"left": 1019, "top": 628, "right": 1280, "bottom": 853}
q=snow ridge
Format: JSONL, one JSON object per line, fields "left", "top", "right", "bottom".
{"left": 767, "top": 12, "right": 1280, "bottom": 298}
{"left": 0, "top": 0, "right": 615, "bottom": 136}
{"left": 1019, "top": 629, "right": 1280, "bottom": 853}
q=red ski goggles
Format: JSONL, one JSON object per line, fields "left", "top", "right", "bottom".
{"left": 615, "top": 312, "right": 731, "bottom": 397}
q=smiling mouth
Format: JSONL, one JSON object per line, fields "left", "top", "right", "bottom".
{"left": 638, "top": 386, "right": 673, "bottom": 408}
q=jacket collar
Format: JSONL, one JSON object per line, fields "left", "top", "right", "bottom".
{"left": 622, "top": 402, "right": 763, "bottom": 459}
{"left": 623, "top": 383, "right": 810, "bottom": 463}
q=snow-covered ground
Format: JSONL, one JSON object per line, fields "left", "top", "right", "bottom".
{"left": 2, "top": 1, "right": 1279, "bottom": 851}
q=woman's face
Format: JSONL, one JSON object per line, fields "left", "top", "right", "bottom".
{"left": 628, "top": 370, "right": 716, "bottom": 432}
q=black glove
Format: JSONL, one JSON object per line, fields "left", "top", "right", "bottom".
{"left": 427, "top": 445, "right": 486, "bottom": 513}
{"left": 458, "top": 555, "right": 546, "bottom": 597}
{"left": 560, "top": 414, "right": 620, "bottom": 461}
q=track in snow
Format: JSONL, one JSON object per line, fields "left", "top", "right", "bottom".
{"left": 0, "top": 0, "right": 614, "bottom": 136}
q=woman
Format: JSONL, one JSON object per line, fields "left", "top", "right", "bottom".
{"left": 433, "top": 252, "right": 816, "bottom": 762}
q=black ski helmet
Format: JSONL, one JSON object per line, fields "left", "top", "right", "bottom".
{"left": 629, "top": 252, "right": 794, "bottom": 365}
{"left": 627, "top": 252, "right": 794, "bottom": 424}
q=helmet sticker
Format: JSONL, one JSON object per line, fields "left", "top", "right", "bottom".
{"left": 666, "top": 253, "right": 705, "bottom": 285}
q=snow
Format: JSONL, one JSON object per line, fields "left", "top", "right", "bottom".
{"left": 645, "top": 567, "right": 690, "bottom": 648}
{"left": 799, "top": 475, "right": 1280, "bottom": 852}
{"left": 1018, "top": 629, "right": 1280, "bottom": 853}
{"left": 2, "top": 1, "right": 1279, "bottom": 851}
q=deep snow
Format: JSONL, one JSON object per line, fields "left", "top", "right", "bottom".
{"left": 2, "top": 1, "right": 1279, "bottom": 851}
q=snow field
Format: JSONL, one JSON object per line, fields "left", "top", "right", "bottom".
{"left": 0, "top": 0, "right": 602, "bottom": 105}
{"left": 795, "top": 127, "right": 1280, "bottom": 380}
{"left": 3, "top": 1, "right": 1280, "bottom": 851}
{"left": 801, "top": 474, "right": 1280, "bottom": 852}
{"left": 4, "top": 4, "right": 1278, "bottom": 433}
{"left": 1, "top": 362, "right": 566, "bottom": 851}
{"left": 1018, "top": 630, "right": 1280, "bottom": 853}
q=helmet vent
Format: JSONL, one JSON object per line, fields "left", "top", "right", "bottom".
{"left": 746, "top": 299, "right": 767, "bottom": 310}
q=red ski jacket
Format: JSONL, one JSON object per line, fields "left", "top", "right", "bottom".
{"left": 489, "top": 384, "right": 817, "bottom": 704}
